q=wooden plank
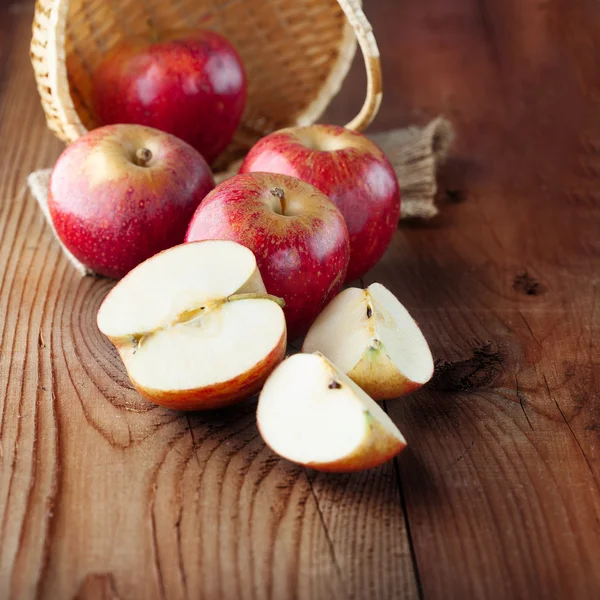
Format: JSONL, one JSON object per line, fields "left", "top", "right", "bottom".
{"left": 354, "top": 0, "right": 600, "bottom": 598}
{"left": 3, "top": 0, "right": 600, "bottom": 597}
{"left": 0, "top": 3, "right": 418, "bottom": 599}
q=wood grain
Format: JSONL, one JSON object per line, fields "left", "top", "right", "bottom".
{"left": 350, "top": 0, "right": 600, "bottom": 598}
{"left": 1, "top": 0, "right": 600, "bottom": 598}
{"left": 0, "top": 2, "right": 417, "bottom": 599}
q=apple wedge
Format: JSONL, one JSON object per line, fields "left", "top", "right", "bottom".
{"left": 257, "top": 353, "right": 406, "bottom": 472}
{"left": 302, "top": 283, "right": 434, "bottom": 400}
{"left": 97, "top": 240, "right": 287, "bottom": 410}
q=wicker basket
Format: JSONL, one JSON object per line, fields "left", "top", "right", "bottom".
{"left": 30, "top": 0, "right": 382, "bottom": 172}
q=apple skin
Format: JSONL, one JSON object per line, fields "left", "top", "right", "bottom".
{"left": 114, "top": 327, "right": 287, "bottom": 411}
{"left": 347, "top": 349, "right": 425, "bottom": 400}
{"left": 185, "top": 172, "right": 350, "bottom": 339}
{"left": 294, "top": 425, "right": 406, "bottom": 473}
{"left": 48, "top": 124, "right": 215, "bottom": 279}
{"left": 258, "top": 415, "right": 406, "bottom": 473}
{"left": 240, "top": 125, "right": 401, "bottom": 282}
{"left": 91, "top": 29, "right": 247, "bottom": 164}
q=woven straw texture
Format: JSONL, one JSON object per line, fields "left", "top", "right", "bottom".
{"left": 30, "top": 0, "right": 382, "bottom": 171}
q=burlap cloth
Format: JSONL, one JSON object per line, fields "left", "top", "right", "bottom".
{"left": 27, "top": 117, "right": 454, "bottom": 277}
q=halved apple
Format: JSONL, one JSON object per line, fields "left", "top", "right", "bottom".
{"left": 97, "top": 240, "right": 287, "bottom": 410}
{"left": 257, "top": 353, "right": 406, "bottom": 472}
{"left": 302, "top": 283, "right": 434, "bottom": 399}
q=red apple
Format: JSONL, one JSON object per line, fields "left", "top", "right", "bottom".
{"left": 185, "top": 172, "right": 350, "bottom": 339}
{"left": 91, "top": 29, "right": 247, "bottom": 164}
{"left": 48, "top": 124, "right": 215, "bottom": 279}
{"left": 240, "top": 125, "right": 401, "bottom": 281}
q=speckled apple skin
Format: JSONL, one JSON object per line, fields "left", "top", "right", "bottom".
{"left": 48, "top": 124, "right": 215, "bottom": 279}
{"left": 185, "top": 173, "right": 350, "bottom": 339}
{"left": 240, "top": 125, "right": 401, "bottom": 282}
{"left": 92, "top": 30, "right": 247, "bottom": 164}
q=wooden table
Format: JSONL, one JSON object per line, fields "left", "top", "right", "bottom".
{"left": 2, "top": 0, "right": 599, "bottom": 598}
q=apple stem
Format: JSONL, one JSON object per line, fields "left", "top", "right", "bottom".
{"left": 147, "top": 17, "right": 160, "bottom": 42}
{"left": 135, "top": 148, "right": 153, "bottom": 167}
{"left": 227, "top": 292, "right": 286, "bottom": 308}
{"left": 270, "top": 187, "right": 287, "bottom": 213}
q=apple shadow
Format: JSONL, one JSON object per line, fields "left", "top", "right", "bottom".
{"left": 300, "top": 439, "right": 444, "bottom": 521}
{"left": 394, "top": 444, "right": 444, "bottom": 507}
{"left": 175, "top": 372, "right": 474, "bottom": 518}
{"left": 181, "top": 394, "right": 259, "bottom": 428}
{"left": 297, "top": 391, "right": 450, "bottom": 510}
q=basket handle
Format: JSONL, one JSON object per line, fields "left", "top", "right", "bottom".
{"left": 338, "top": 0, "right": 382, "bottom": 132}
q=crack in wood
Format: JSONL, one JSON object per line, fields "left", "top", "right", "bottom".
{"left": 519, "top": 311, "right": 543, "bottom": 349}
{"left": 444, "top": 440, "right": 476, "bottom": 472}
{"left": 149, "top": 482, "right": 168, "bottom": 600}
{"left": 515, "top": 374, "right": 535, "bottom": 431}
{"left": 174, "top": 507, "right": 189, "bottom": 600}
{"left": 304, "top": 469, "right": 349, "bottom": 598}
{"left": 543, "top": 374, "right": 597, "bottom": 485}
{"left": 185, "top": 415, "right": 202, "bottom": 472}
{"left": 384, "top": 401, "right": 424, "bottom": 600}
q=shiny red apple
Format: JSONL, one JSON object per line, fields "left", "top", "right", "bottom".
{"left": 92, "top": 29, "right": 247, "bottom": 164}
{"left": 185, "top": 172, "right": 350, "bottom": 339}
{"left": 240, "top": 124, "right": 401, "bottom": 281}
{"left": 48, "top": 124, "right": 215, "bottom": 279}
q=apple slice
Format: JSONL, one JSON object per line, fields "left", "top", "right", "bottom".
{"left": 302, "top": 283, "right": 434, "bottom": 399}
{"left": 97, "top": 240, "right": 287, "bottom": 410}
{"left": 257, "top": 353, "right": 406, "bottom": 472}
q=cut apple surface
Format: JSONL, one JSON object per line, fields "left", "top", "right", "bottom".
{"left": 257, "top": 353, "right": 406, "bottom": 472}
{"left": 302, "top": 283, "right": 434, "bottom": 399}
{"left": 97, "top": 240, "right": 287, "bottom": 410}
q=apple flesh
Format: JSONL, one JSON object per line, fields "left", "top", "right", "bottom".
{"left": 92, "top": 29, "right": 247, "bottom": 164}
{"left": 97, "top": 240, "right": 287, "bottom": 410}
{"left": 303, "top": 283, "right": 434, "bottom": 399}
{"left": 49, "top": 124, "right": 214, "bottom": 279}
{"left": 257, "top": 352, "right": 406, "bottom": 472}
{"left": 240, "top": 124, "right": 401, "bottom": 282}
{"left": 185, "top": 172, "right": 350, "bottom": 339}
